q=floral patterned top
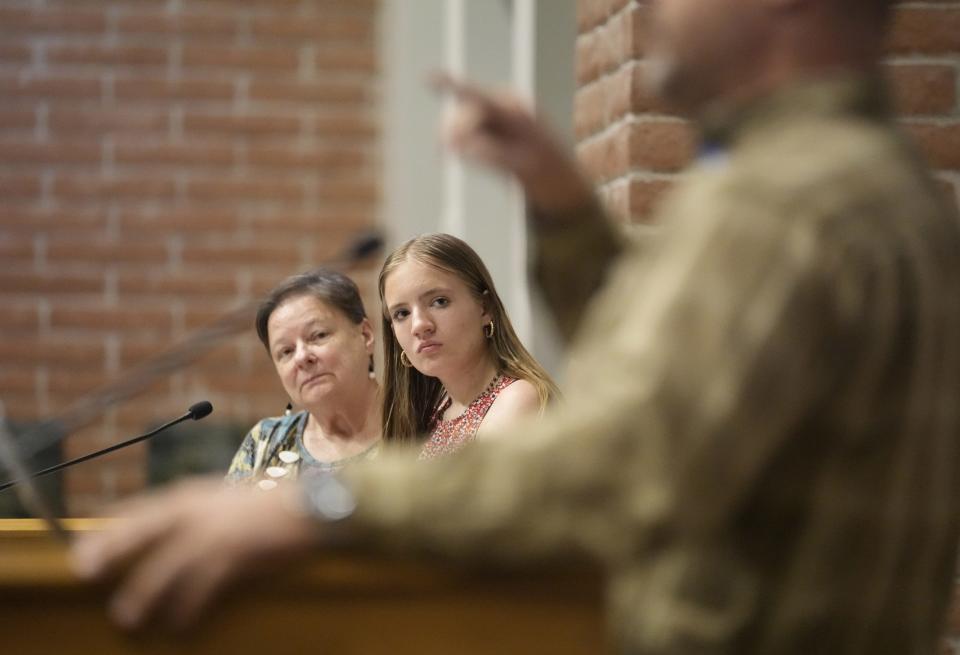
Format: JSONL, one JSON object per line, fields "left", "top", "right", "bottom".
{"left": 226, "top": 410, "right": 380, "bottom": 488}
{"left": 418, "top": 375, "right": 517, "bottom": 460}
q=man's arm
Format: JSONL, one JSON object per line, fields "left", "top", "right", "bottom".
{"left": 434, "top": 74, "right": 626, "bottom": 342}
{"left": 342, "top": 190, "right": 856, "bottom": 561}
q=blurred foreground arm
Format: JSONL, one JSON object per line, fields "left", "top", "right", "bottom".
{"left": 70, "top": 478, "right": 331, "bottom": 631}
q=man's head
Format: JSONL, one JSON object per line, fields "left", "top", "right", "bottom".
{"left": 645, "top": 0, "right": 895, "bottom": 115}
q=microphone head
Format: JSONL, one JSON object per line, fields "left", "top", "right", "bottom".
{"left": 345, "top": 232, "right": 384, "bottom": 262}
{"left": 187, "top": 401, "right": 213, "bottom": 420}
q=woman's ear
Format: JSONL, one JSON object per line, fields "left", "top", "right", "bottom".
{"left": 360, "top": 318, "right": 375, "bottom": 353}
{"left": 480, "top": 289, "right": 492, "bottom": 320}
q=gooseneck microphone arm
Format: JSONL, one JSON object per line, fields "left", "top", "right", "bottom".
{"left": 0, "top": 401, "right": 213, "bottom": 494}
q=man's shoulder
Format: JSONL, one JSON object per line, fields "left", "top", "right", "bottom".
{"left": 735, "top": 113, "right": 911, "bottom": 199}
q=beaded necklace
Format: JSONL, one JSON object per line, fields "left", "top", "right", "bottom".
{"left": 419, "top": 373, "right": 516, "bottom": 460}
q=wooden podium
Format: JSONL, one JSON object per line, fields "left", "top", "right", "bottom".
{"left": 0, "top": 519, "right": 606, "bottom": 654}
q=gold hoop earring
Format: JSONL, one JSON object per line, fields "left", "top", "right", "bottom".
{"left": 400, "top": 351, "right": 413, "bottom": 368}
{"left": 484, "top": 320, "right": 495, "bottom": 339}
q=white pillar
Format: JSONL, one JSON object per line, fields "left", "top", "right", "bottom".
{"left": 381, "top": 0, "right": 576, "bottom": 377}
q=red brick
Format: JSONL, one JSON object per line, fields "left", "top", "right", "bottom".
{"left": 117, "top": 270, "right": 238, "bottom": 297}
{"left": 48, "top": 109, "right": 170, "bottom": 136}
{"left": 313, "top": 114, "right": 377, "bottom": 138}
{"left": 315, "top": 179, "right": 377, "bottom": 203}
{"left": 182, "top": 45, "right": 300, "bottom": 73}
{"left": 181, "top": 241, "right": 300, "bottom": 266}
{"left": 192, "top": 0, "right": 373, "bottom": 9}
{"left": 0, "top": 7, "right": 107, "bottom": 34}
{"left": 886, "top": 63, "right": 957, "bottom": 116}
{"left": 888, "top": 6, "right": 960, "bottom": 55}
{"left": 904, "top": 122, "right": 960, "bottom": 169}
{"left": 0, "top": 75, "right": 101, "bottom": 101}
{"left": 0, "top": 392, "right": 42, "bottom": 422}
{"left": 46, "top": 239, "right": 170, "bottom": 266}
{"left": 187, "top": 177, "right": 304, "bottom": 203}
{"left": 186, "top": 370, "right": 285, "bottom": 395}
{"left": 183, "top": 112, "right": 301, "bottom": 138}
{"left": 53, "top": 175, "right": 177, "bottom": 200}
{"left": 577, "top": 125, "right": 630, "bottom": 183}
{"left": 183, "top": 304, "right": 245, "bottom": 331}
{"left": 114, "top": 77, "right": 234, "bottom": 102}
{"left": 0, "top": 271, "right": 103, "bottom": 295}
{"left": 0, "top": 173, "right": 42, "bottom": 199}
{"left": 248, "top": 80, "right": 370, "bottom": 105}
{"left": 113, "top": 396, "right": 194, "bottom": 427}
{"left": 0, "top": 238, "right": 35, "bottom": 262}
{"left": 575, "top": 63, "right": 664, "bottom": 140}
{"left": 117, "top": 209, "right": 241, "bottom": 236}
{"left": 0, "top": 338, "right": 105, "bottom": 367}
{"left": 577, "top": 0, "right": 631, "bottom": 34}
{"left": 50, "top": 303, "right": 173, "bottom": 333}
{"left": 0, "top": 371, "right": 39, "bottom": 394}
{"left": 248, "top": 211, "right": 374, "bottom": 233}
{"left": 0, "top": 109, "right": 35, "bottom": 132}
{"left": 0, "top": 208, "right": 107, "bottom": 235}
{"left": 0, "top": 303, "right": 38, "bottom": 332}
{"left": 628, "top": 120, "right": 695, "bottom": 172}
{"left": 0, "top": 140, "right": 101, "bottom": 165}
{"left": 47, "top": 44, "right": 168, "bottom": 68}
{"left": 575, "top": 3, "right": 648, "bottom": 86}
{"left": 0, "top": 0, "right": 381, "bottom": 512}
{"left": 0, "top": 43, "right": 32, "bottom": 64}
{"left": 63, "top": 464, "right": 146, "bottom": 496}
{"left": 315, "top": 46, "right": 377, "bottom": 73}
{"left": 578, "top": 119, "right": 694, "bottom": 182}
{"left": 114, "top": 141, "right": 235, "bottom": 168}
{"left": 246, "top": 145, "right": 369, "bottom": 170}
{"left": 116, "top": 12, "right": 237, "bottom": 38}
{"left": 250, "top": 15, "right": 373, "bottom": 41}
{"left": 119, "top": 338, "right": 241, "bottom": 369}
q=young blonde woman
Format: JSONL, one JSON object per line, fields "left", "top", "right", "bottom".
{"left": 379, "top": 233, "right": 558, "bottom": 458}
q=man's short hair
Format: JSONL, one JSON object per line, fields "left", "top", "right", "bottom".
{"left": 839, "top": 0, "right": 896, "bottom": 27}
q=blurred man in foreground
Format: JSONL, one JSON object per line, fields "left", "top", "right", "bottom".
{"left": 72, "top": 1, "right": 960, "bottom": 652}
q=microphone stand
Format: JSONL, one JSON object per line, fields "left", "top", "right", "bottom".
{"left": 0, "top": 402, "right": 69, "bottom": 542}
{"left": 0, "top": 403, "right": 211, "bottom": 494}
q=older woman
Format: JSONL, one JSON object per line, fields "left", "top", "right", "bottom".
{"left": 226, "top": 268, "right": 381, "bottom": 487}
{"left": 379, "top": 233, "right": 559, "bottom": 458}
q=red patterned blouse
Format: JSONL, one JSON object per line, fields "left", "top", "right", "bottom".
{"left": 418, "top": 375, "right": 517, "bottom": 460}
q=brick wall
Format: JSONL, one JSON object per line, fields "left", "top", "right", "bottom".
{"left": 574, "top": 1, "right": 960, "bottom": 651}
{"left": 574, "top": 0, "right": 960, "bottom": 224}
{"left": 0, "top": 0, "right": 380, "bottom": 514}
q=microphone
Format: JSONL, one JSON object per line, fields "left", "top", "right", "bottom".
{"left": 345, "top": 232, "right": 384, "bottom": 261}
{"left": 0, "top": 401, "right": 213, "bottom": 493}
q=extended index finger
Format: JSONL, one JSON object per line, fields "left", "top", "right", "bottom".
{"left": 429, "top": 71, "right": 499, "bottom": 110}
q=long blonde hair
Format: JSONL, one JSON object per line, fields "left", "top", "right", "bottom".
{"left": 379, "top": 233, "right": 559, "bottom": 444}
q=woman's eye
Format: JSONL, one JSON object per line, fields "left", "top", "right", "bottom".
{"left": 432, "top": 297, "right": 449, "bottom": 308}
{"left": 310, "top": 331, "right": 327, "bottom": 341}
{"left": 392, "top": 309, "right": 409, "bottom": 321}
